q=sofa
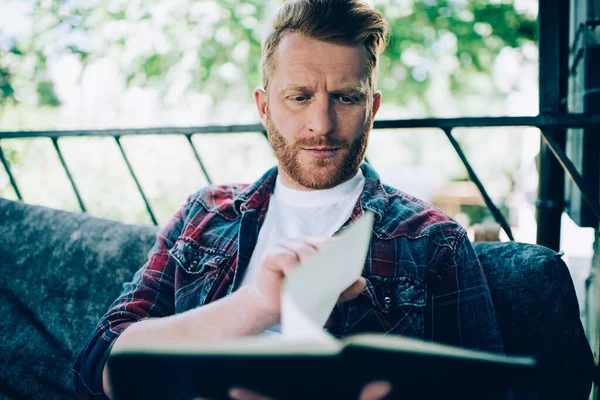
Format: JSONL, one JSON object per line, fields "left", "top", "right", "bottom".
{"left": 0, "top": 197, "right": 594, "bottom": 399}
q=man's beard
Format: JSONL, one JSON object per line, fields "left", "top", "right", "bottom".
{"left": 265, "top": 111, "right": 373, "bottom": 190}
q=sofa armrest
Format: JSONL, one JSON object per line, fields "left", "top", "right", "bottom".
{"left": 474, "top": 241, "right": 594, "bottom": 399}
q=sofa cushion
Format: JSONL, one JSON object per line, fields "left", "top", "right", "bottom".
{"left": 0, "top": 198, "right": 158, "bottom": 400}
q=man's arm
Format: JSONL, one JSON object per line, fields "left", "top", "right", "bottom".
{"left": 73, "top": 196, "right": 365, "bottom": 400}
{"left": 102, "top": 286, "right": 277, "bottom": 399}
{"left": 72, "top": 194, "right": 275, "bottom": 400}
{"left": 73, "top": 195, "right": 277, "bottom": 400}
{"left": 431, "top": 230, "right": 504, "bottom": 353}
{"left": 73, "top": 195, "right": 195, "bottom": 400}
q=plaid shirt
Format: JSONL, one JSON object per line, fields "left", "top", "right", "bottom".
{"left": 73, "top": 163, "right": 503, "bottom": 399}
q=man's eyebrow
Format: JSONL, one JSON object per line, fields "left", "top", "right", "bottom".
{"left": 331, "top": 86, "right": 367, "bottom": 97}
{"left": 280, "top": 85, "right": 314, "bottom": 93}
{"left": 280, "top": 85, "right": 366, "bottom": 96}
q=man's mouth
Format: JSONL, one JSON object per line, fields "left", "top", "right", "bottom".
{"left": 303, "top": 147, "right": 340, "bottom": 159}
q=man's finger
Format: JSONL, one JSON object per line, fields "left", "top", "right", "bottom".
{"left": 228, "top": 388, "right": 273, "bottom": 400}
{"left": 279, "top": 241, "right": 318, "bottom": 265}
{"left": 359, "top": 381, "right": 392, "bottom": 400}
{"left": 338, "top": 277, "right": 367, "bottom": 303}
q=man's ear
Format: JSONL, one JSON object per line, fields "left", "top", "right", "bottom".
{"left": 254, "top": 87, "right": 268, "bottom": 127}
{"left": 371, "top": 91, "right": 382, "bottom": 119}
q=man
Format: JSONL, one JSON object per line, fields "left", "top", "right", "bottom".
{"left": 73, "top": 0, "right": 503, "bottom": 399}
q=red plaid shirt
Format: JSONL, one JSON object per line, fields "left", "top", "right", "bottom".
{"left": 73, "top": 163, "right": 503, "bottom": 399}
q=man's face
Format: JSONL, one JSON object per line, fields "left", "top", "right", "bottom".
{"left": 255, "top": 33, "right": 381, "bottom": 190}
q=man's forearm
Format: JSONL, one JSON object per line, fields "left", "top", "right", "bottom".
{"left": 102, "top": 287, "right": 277, "bottom": 399}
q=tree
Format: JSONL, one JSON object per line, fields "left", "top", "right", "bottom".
{"left": 0, "top": 0, "right": 536, "bottom": 113}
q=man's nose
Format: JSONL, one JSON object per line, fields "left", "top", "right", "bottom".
{"left": 307, "top": 97, "right": 335, "bottom": 136}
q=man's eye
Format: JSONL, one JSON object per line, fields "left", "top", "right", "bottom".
{"left": 336, "top": 95, "right": 357, "bottom": 104}
{"left": 289, "top": 95, "right": 309, "bottom": 102}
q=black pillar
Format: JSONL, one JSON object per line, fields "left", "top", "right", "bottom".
{"left": 536, "top": 0, "right": 570, "bottom": 251}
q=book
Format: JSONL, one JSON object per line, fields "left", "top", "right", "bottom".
{"left": 108, "top": 212, "right": 537, "bottom": 400}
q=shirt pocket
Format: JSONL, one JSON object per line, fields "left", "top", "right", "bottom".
{"left": 342, "top": 275, "right": 427, "bottom": 338}
{"left": 170, "top": 239, "right": 230, "bottom": 310}
{"left": 170, "top": 240, "right": 229, "bottom": 274}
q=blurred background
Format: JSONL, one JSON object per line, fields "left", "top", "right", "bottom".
{"left": 0, "top": 0, "right": 595, "bottom": 315}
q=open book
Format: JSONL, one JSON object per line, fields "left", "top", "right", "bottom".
{"left": 108, "top": 212, "right": 537, "bottom": 400}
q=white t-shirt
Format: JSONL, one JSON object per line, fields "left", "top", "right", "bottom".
{"left": 240, "top": 169, "right": 366, "bottom": 335}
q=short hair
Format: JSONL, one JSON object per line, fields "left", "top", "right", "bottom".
{"left": 261, "top": 0, "right": 388, "bottom": 91}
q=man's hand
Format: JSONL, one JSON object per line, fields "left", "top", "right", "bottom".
{"left": 227, "top": 381, "right": 392, "bottom": 400}
{"left": 247, "top": 237, "right": 367, "bottom": 318}
{"left": 189, "top": 237, "right": 372, "bottom": 400}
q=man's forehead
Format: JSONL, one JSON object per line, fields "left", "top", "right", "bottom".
{"left": 275, "top": 33, "right": 368, "bottom": 76}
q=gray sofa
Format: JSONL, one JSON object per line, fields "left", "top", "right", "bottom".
{"left": 0, "top": 197, "right": 594, "bottom": 399}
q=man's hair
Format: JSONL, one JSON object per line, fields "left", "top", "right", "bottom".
{"left": 261, "top": 0, "right": 388, "bottom": 91}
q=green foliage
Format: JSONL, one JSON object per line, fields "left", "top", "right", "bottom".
{"left": 377, "top": 1, "right": 536, "bottom": 104}
{"left": 3, "top": 146, "right": 20, "bottom": 164}
{"left": 0, "top": 66, "right": 15, "bottom": 103}
{"left": 36, "top": 81, "right": 61, "bottom": 106}
{"left": 0, "top": 42, "right": 19, "bottom": 104}
{"left": 0, "top": 0, "right": 536, "bottom": 110}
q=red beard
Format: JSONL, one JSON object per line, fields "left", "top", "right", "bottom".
{"left": 265, "top": 111, "right": 373, "bottom": 190}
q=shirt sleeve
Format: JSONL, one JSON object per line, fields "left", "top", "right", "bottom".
{"left": 72, "top": 196, "right": 193, "bottom": 399}
{"left": 431, "top": 230, "right": 504, "bottom": 354}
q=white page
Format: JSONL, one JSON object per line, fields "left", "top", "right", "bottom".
{"left": 281, "top": 212, "right": 374, "bottom": 341}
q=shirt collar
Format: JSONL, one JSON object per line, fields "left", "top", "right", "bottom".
{"left": 233, "top": 166, "right": 278, "bottom": 215}
{"left": 233, "top": 163, "right": 389, "bottom": 223}
{"left": 357, "top": 162, "right": 389, "bottom": 224}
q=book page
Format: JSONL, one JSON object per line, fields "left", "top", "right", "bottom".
{"left": 111, "top": 334, "right": 339, "bottom": 355}
{"left": 281, "top": 212, "right": 374, "bottom": 342}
